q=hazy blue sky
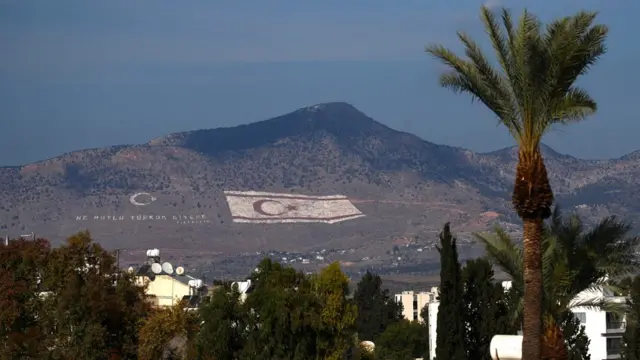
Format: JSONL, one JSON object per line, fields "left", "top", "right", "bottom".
{"left": 1, "top": 0, "right": 638, "bottom": 165}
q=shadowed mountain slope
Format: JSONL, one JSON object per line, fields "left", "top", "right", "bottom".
{"left": 1, "top": 103, "right": 638, "bottom": 258}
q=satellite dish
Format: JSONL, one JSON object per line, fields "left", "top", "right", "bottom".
{"left": 162, "top": 262, "right": 174, "bottom": 274}
{"left": 176, "top": 266, "right": 185, "bottom": 275}
{"left": 151, "top": 263, "right": 162, "bottom": 274}
{"left": 127, "top": 266, "right": 135, "bottom": 273}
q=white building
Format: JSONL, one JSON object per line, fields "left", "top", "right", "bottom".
{"left": 398, "top": 282, "right": 627, "bottom": 360}
{"left": 394, "top": 289, "right": 437, "bottom": 322}
{"left": 394, "top": 288, "right": 440, "bottom": 359}
{"left": 568, "top": 285, "right": 626, "bottom": 360}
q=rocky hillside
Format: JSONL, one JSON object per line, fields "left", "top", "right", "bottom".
{"left": 1, "top": 102, "right": 638, "bottom": 257}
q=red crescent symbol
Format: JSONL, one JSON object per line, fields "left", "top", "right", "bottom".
{"left": 253, "top": 200, "right": 288, "bottom": 216}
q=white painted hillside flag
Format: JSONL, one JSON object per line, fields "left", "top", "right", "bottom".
{"left": 223, "top": 191, "right": 365, "bottom": 224}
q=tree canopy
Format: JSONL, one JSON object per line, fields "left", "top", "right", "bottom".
{"left": 0, "top": 232, "right": 151, "bottom": 360}
{"left": 353, "top": 271, "right": 403, "bottom": 342}
{"left": 426, "top": 6, "right": 609, "bottom": 359}
{"left": 623, "top": 276, "right": 640, "bottom": 360}
{"left": 435, "top": 223, "right": 467, "bottom": 360}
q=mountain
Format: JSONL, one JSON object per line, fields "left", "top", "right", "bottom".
{"left": 1, "top": 102, "right": 639, "bottom": 273}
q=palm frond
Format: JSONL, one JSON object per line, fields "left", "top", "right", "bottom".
{"left": 474, "top": 227, "right": 523, "bottom": 284}
{"left": 568, "top": 292, "right": 629, "bottom": 315}
{"left": 426, "top": 6, "right": 608, "bottom": 152}
{"left": 544, "top": 11, "right": 608, "bottom": 127}
{"left": 549, "top": 87, "right": 596, "bottom": 125}
{"left": 455, "top": 31, "right": 522, "bottom": 137}
{"left": 425, "top": 45, "right": 521, "bottom": 138}
{"left": 480, "top": 208, "right": 637, "bottom": 323}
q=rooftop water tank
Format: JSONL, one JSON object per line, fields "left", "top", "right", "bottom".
{"left": 489, "top": 335, "right": 522, "bottom": 360}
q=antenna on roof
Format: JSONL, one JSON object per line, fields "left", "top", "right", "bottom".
{"left": 162, "top": 262, "right": 174, "bottom": 275}
{"left": 145, "top": 248, "right": 160, "bottom": 264}
{"left": 151, "top": 262, "right": 162, "bottom": 274}
{"left": 176, "top": 266, "right": 185, "bottom": 275}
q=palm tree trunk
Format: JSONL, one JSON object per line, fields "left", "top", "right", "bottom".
{"left": 522, "top": 218, "right": 543, "bottom": 360}
{"left": 513, "top": 149, "right": 553, "bottom": 360}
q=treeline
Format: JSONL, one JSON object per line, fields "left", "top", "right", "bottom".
{"left": 3, "top": 207, "right": 640, "bottom": 360}
{"left": 434, "top": 208, "right": 640, "bottom": 360}
{"left": 0, "top": 231, "right": 426, "bottom": 360}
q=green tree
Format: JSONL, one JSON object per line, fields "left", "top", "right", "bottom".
{"left": 40, "top": 231, "right": 150, "bottom": 359}
{"left": 353, "top": 271, "right": 402, "bottom": 341}
{"left": 0, "top": 237, "right": 50, "bottom": 359}
{"left": 426, "top": 6, "right": 608, "bottom": 359}
{"left": 240, "top": 258, "right": 319, "bottom": 360}
{"left": 476, "top": 208, "right": 639, "bottom": 359}
{"left": 197, "top": 283, "right": 247, "bottom": 360}
{"left": 559, "top": 311, "right": 590, "bottom": 360}
{"left": 138, "top": 301, "right": 199, "bottom": 360}
{"left": 312, "top": 262, "right": 358, "bottom": 360}
{"left": 313, "top": 262, "right": 358, "bottom": 360}
{"left": 462, "top": 258, "right": 516, "bottom": 360}
{"left": 375, "top": 319, "right": 429, "bottom": 360}
{"left": 435, "top": 223, "right": 466, "bottom": 360}
{"left": 623, "top": 276, "right": 640, "bottom": 360}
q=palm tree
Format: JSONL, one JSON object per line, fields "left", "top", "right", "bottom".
{"left": 475, "top": 208, "right": 640, "bottom": 358}
{"left": 425, "top": 6, "right": 608, "bottom": 358}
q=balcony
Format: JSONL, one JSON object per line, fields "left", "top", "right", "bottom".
{"left": 605, "top": 321, "right": 626, "bottom": 333}
{"left": 606, "top": 337, "right": 623, "bottom": 359}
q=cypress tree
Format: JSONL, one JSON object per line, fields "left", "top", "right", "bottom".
{"left": 435, "top": 223, "right": 467, "bottom": 360}
{"left": 623, "top": 276, "right": 640, "bottom": 360}
{"left": 462, "top": 258, "right": 514, "bottom": 360}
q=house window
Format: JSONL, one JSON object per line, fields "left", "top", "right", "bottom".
{"left": 606, "top": 312, "right": 624, "bottom": 329}
{"left": 607, "top": 338, "right": 623, "bottom": 355}
{"left": 574, "top": 312, "right": 586, "bottom": 324}
{"left": 413, "top": 294, "right": 418, "bottom": 310}
{"left": 413, "top": 310, "right": 418, "bottom": 321}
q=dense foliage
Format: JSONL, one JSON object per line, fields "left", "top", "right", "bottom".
{"left": 0, "top": 231, "right": 150, "bottom": 360}
{"left": 435, "top": 223, "right": 467, "bottom": 360}
{"left": 476, "top": 207, "right": 639, "bottom": 358}
{"left": 462, "top": 259, "right": 516, "bottom": 360}
{"left": 0, "top": 234, "right": 426, "bottom": 360}
{"left": 2, "top": 216, "right": 634, "bottom": 360}
{"left": 427, "top": 5, "right": 609, "bottom": 359}
{"left": 623, "top": 276, "right": 640, "bottom": 359}
{"left": 353, "top": 271, "right": 403, "bottom": 342}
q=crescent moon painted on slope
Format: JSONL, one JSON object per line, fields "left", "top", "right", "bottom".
{"left": 129, "top": 192, "right": 157, "bottom": 206}
{"left": 253, "top": 200, "right": 288, "bottom": 216}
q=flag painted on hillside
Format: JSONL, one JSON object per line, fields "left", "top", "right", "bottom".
{"left": 223, "top": 191, "right": 365, "bottom": 224}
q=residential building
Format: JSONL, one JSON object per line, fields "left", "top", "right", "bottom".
{"left": 135, "top": 272, "right": 202, "bottom": 307}
{"left": 394, "top": 289, "right": 436, "bottom": 322}
{"left": 569, "top": 286, "right": 626, "bottom": 360}
{"left": 401, "top": 282, "right": 627, "bottom": 360}
{"left": 394, "top": 288, "right": 440, "bottom": 359}
{"left": 133, "top": 248, "right": 207, "bottom": 308}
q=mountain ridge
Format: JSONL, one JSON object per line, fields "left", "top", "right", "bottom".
{"left": 5, "top": 102, "right": 636, "bottom": 167}
{"left": 1, "top": 102, "right": 639, "bottom": 274}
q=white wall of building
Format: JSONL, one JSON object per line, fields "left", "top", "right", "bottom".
{"left": 569, "top": 287, "right": 626, "bottom": 360}
{"left": 398, "top": 282, "right": 627, "bottom": 360}
{"left": 427, "top": 301, "right": 439, "bottom": 360}
{"left": 394, "top": 290, "right": 435, "bottom": 323}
